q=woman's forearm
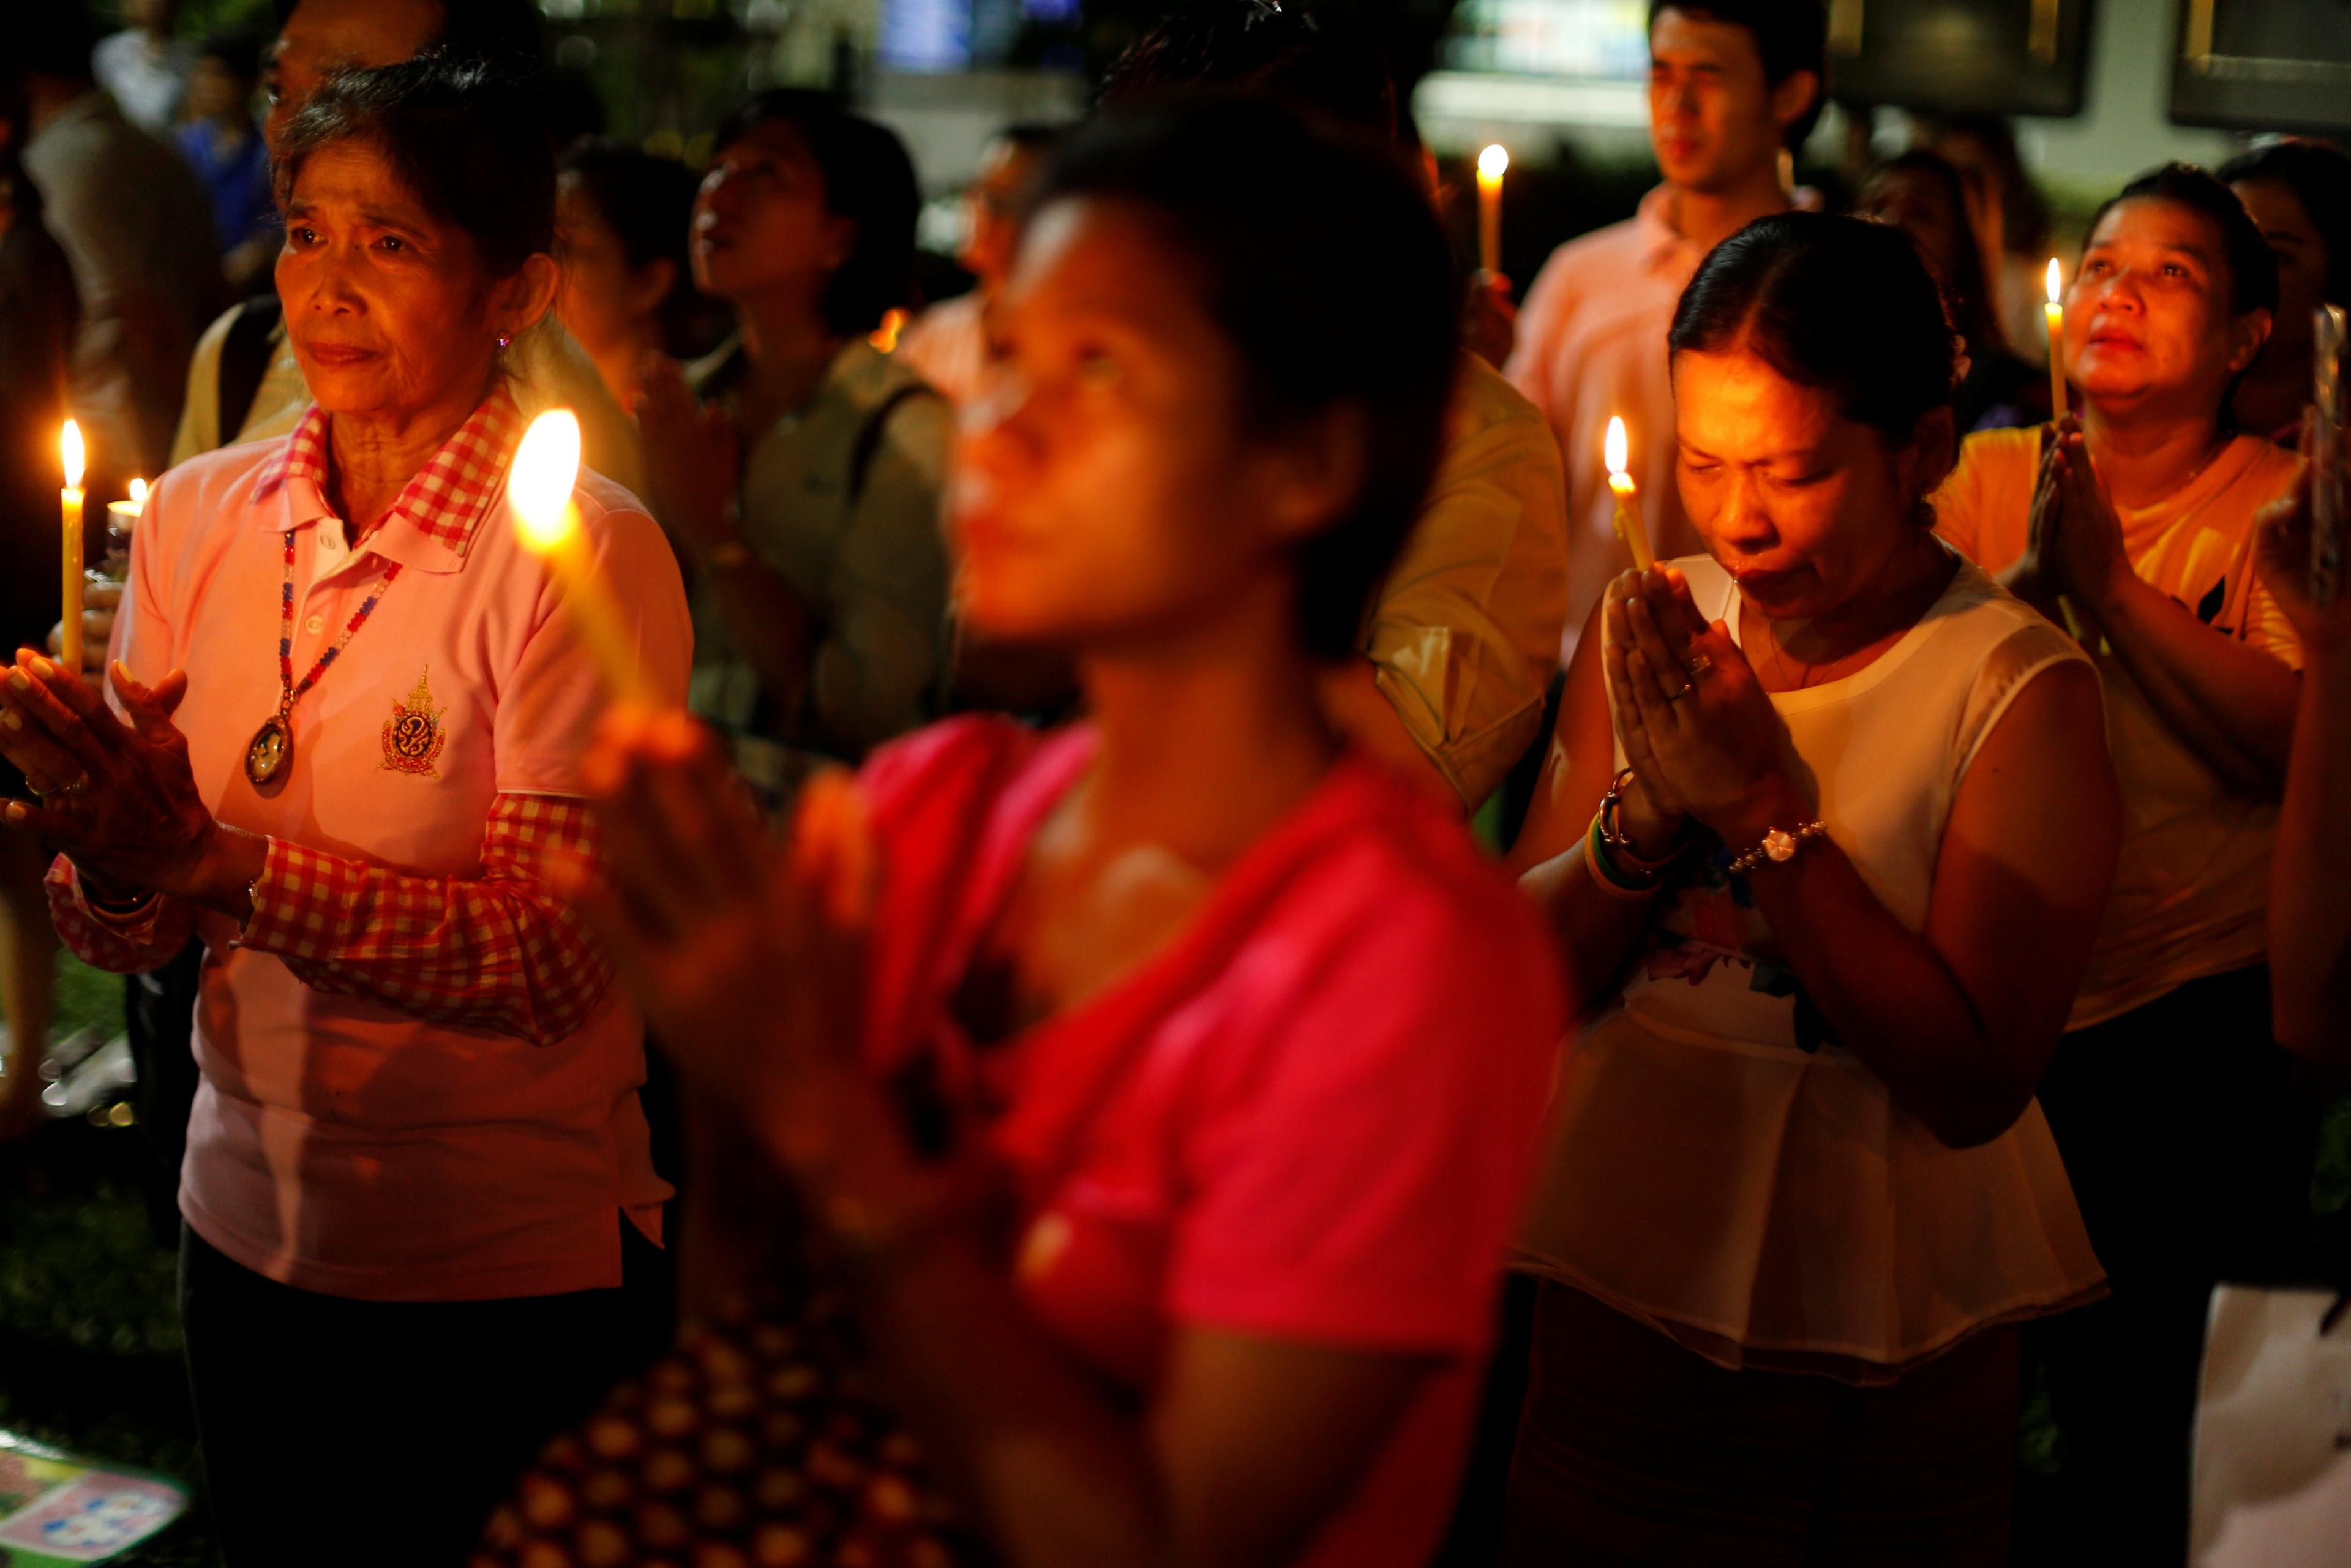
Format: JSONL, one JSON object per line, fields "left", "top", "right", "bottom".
{"left": 1744, "top": 842, "right": 2035, "bottom": 1147}
{"left": 2271, "top": 642, "right": 2351, "bottom": 1056}
{"left": 1518, "top": 844, "right": 1668, "bottom": 1018}
{"left": 2085, "top": 573, "right": 2299, "bottom": 797}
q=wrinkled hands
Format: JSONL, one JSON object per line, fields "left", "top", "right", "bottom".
{"left": 2024, "top": 418, "right": 2132, "bottom": 617}
{"left": 1602, "top": 569, "right": 1805, "bottom": 849}
{"left": 557, "top": 710, "right": 885, "bottom": 1182}
{"left": 0, "top": 652, "right": 218, "bottom": 901}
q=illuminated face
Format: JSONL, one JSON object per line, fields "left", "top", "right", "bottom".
{"left": 263, "top": 0, "right": 442, "bottom": 152}
{"left": 1672, "top": 343, "right": 1937, "bottom": 623}
{"left": 948, "top": 199, "right": 1313, "bottom": 651}
{"left": 1647, "top": 8, "right": 1810, "bottom": 195}
{"left": 2067, "top": 197, "right": 2269, "bottom": 418}
{"left": 2231, "top": 177, "right": 2330, "bottom": 369}
{"left": 279, "top": 141, "right": 509, "bottom": 422}
{"left": 690, "top": 119, "right": 852, "bottom": 308}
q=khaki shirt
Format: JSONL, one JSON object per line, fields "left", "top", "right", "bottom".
{"left": 686, "top": 337, "right": 952, "bottom": 763}
{"left": 170, "top": 309, "right": 647, "bottom": 501}
{"left": 1371, "top": 354, "right": 1570, "bottom": 806}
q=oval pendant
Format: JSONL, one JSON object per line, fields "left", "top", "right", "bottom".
{"left": 246, "top": 718, "right": 292, "bottom": 787}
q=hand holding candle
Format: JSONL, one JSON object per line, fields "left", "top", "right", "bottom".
{"left": 510, "top": 409, "right": 658, "bottom": 708}
{"left": 59, "top": 422, "right": 85, "bottom": 673}
{"left": 1476, "top": 144, "right": 1508, "bottom": 278}
{"left": 2044, "top": 258, "right": 2068, "bottom": 422}
{"left": 1605, "top": 415, "right": 1655, "bottom": 571}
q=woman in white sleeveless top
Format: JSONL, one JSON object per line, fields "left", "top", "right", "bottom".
{"left": 1500, "top": 214, "right": 2122, "bottom": 1562}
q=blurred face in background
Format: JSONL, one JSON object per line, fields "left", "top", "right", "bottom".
{"left": 1673, "top": 344, "right": 1952, "bottom": 625}
{"left": 2230, "top": 177, "right": 2330, "bottom": 372}
{"left": 1647, "top": 7, "right": 1812, "bottom": 196}
{"left": 186, "top": 55, "right": 256, "bottom": 129}
{"left": 1859, "top": 168, "right": 1967, "bottom": 293}
{"left": 555, "top": 173, "right": 676, "bottom": 371}
{"left": 2067, "top": 197, "right": 2270, "bottom": 421}
{"left": 959, "top": 137, "right": 1048, "bottom": 296}
{"left": 691, "top": 119, "right": 852, "bottom": 313}
{"left": 950, "top": 198, "right": 1325, "bottom": 652}
{"left": 264, "top": 0, "right": 443, "bottom": 151}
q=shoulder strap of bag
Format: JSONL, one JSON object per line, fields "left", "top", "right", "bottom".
{"left": 215, "top": 294, "right": 285, "bottom": 449}
{"left": 848, "top": 383, "right": 939, "bottom": 507}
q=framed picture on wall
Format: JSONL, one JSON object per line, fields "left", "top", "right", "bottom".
{"left": 2170, "top": 0, "right": 2351, "bottom": 135}
{"left": 1824, "top": 0, "right": 2093, "bottom": 118}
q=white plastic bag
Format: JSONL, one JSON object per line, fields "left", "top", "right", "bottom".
{"left": 2191, "top": 1283, "right": 2351, "bottom": 1566}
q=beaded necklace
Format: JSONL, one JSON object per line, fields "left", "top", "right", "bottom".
{"left": 243, "top": 529, "right": 403, "bottom": 787}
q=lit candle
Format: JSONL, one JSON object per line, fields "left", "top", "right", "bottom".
{"left": 107, "top": 476, "right": 148, "bottom": 537}
{"left": 2044, "top": 258, "right": 2068, "bottom": 422}
{"left": 1605, "top": 416, "right": 1654, "bottom": 571}
{"left": 868, "top": 307, "right": 907, "bottom": 354}
{"left": 59, "top": 422, "right": 84, "bottom": 672}
{"left": 509, "top": 410, "right": 657, "bottom": 707}
{"left": 1475, "top": 144, "right": 1509, "bottom": 277}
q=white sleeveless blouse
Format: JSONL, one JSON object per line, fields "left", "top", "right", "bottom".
{"left": 1515, "top": 550, "right": 2107, "bottom": 1384}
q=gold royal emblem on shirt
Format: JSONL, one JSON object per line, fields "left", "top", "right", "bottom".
{"left": 380, "top": 667, "right": 448, "bottom": 778}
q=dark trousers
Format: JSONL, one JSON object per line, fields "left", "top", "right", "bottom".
{"left": 179, "top": 1219, "right": 672, "bottom": 1568}
{"left": 1502, "top": 1283, "right": 2019, "bottom": 1566}
{"left": 2029, "top": 964, "right": 2315, "bottom": 1564}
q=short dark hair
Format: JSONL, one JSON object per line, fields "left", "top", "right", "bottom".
{"left": 1647, "top": 1, "right": 1828, "bottom": 152}
{"left": 274, "top": 53, "right": 557, "bottom": 277}
{"left": 711, "top": 89, "right": 920, "bottom": 338}
{"left": 560, "top": 137, "right": 700, "bottom": 338}
{"left": 1098, "top": 0, "right": 1398, "bottom": 143}
{"left": 1670, "top": 211, "right": 1956, "bottom": 450}
{"left": 2085, "top": 162, "right": 2279, "bottom": 320}
{"left": 1859, "top": 148, "right": 2004, "bottom": 356}
{"left": 2219, "top": 138, "right": 2351, "bottom": 310}
{"left": 1029, "top": 96, "right": 1459, "bottom": 661}
{"left": 271, "top": 0, "right": 544, "bottom": 66}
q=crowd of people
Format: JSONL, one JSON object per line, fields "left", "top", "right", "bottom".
{"left": 0, "top": 0, "right": 2347, "bottom": 1564}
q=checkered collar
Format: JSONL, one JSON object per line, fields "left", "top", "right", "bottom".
{"left": 249, "top": 383, "right": 524, "bottom": 573}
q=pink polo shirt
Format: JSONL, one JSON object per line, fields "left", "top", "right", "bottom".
{"left": 1504, "top": 185, "right": 1704, "bottom": 664}
{"left": 853, "top": 718, "right": 1565, "bottom": 1568}
{"left": 117, "top": 389, "right": 691, "bottom": 1302}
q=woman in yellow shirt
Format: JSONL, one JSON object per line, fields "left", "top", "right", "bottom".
{"left": 1930, "top": 163, "right": 2304, "bottom": 1563}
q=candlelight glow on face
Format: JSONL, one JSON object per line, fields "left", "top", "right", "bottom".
{"left": 509, "top": 409, "right": 584, "bottom": 553}
{"left": 61, "top": 421, "right": 85, "bottom": 492}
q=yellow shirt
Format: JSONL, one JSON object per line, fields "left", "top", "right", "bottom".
{"left": 1931, "top": 427, "right": 2303, "bottom": 1024}
{"left": 1370, "top": 354, "right": 1570, "bottom": 808}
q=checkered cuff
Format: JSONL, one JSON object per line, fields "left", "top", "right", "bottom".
{"left": 45, "top": 857, "right": 194, "bottom": 973}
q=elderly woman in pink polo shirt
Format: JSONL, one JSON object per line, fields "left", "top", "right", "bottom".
{"left": 0, "top": 56, "right": 688, "bottom": 1566}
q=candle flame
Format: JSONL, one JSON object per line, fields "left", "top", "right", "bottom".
{"left": 1604, "top": 415, "right": 1628, "bottom": 475}
{"left": 2045, "top": 257, "right": 2062, "bottom": 306}
{"left": 61, "top": 421, "right": 84, "bottom": 491}
{"left": 128, "top": 477, "right": 149, "bottom": 509}
{"left": 1477, "top": 144, "right": 1509, "bottom": 181}
{"left": 509, "top": 409, "right": 583, "bottom": 552}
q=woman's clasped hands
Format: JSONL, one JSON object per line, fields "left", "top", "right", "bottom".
{"left": 555, "top": 711, "right": 907, "bottom": 1193}
{"left": 1600, "top": 567, "right": 1811, "bottom": 855}
{"left": 0, "top": 651, "right": 223, "bottom": 904}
